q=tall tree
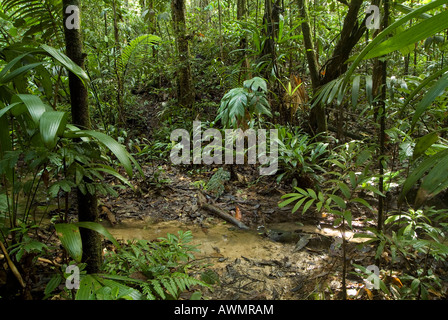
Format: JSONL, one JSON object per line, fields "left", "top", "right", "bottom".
{"left": 298, "top": 0, "right": 366, "bottom": 135}
{"left": 63, "top": 0, "right": 102, "bottom": 273}
{"left": 171, "top": 0, "right": 195, "bottom": 109}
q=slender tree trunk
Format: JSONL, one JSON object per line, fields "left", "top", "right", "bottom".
{"left": 237, "top": 0, "right": 249, "bottom": 83}
{"left": 63, "top": 0, "right": 102, "bottom": 274}
{"left": 171, "top": 0, "right": 195, "bottom": 109}
{"left": 372, "top": 0, "right": 389, "bottom": 235}
{"left": 297, "top": 0, "right": 325, "bottom": 133}
{"left": 218, "top": 0, "right": 223, "bottom": 60}
{"left": 112, "top": 0, "right": 125, "bottom": 125}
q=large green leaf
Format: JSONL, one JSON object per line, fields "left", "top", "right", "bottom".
{"left": 65, "top": 129, "right": 142, "bottom": 177}
{"left": 400, "top": 65, "right": 448, "bottom": 116}
{"left": 362, "top": 10, "right": 448, "bottom": 61}
{"left": 342, "top": 0, "right": 446, "bottom": 93}
{"left": 413, "top": 132, "right": 439, "bottom": 160}
{"left": 0, "top": 62, "right": 43, "bottom": 85}
{"left": 76, "top": 274, "right": 100, "bottom": 300}
{"left": 244, "top": 77, "right": 267, "bottom": 93}
{"left": 55, "top": 223, "right": 83, "bottom": 263}
{"left": 399, "top": 149, "right": 448, "bottom": 205}
{"left": 39, "top": 111, "right": 68, "bottom": 149}
{"left": 75, "top": 221, "right": 121, "bottom": 249}
{"left": 40, "top": 44, "right": 89, "bottom": 87}
{"left": 12, "top": 94, "right": 50, "bottom": 125}
{"left": 411, "top": 72, "right": 448, "bottom": 129}
{"left": 415, "top": 154, "right": 448, "bottom": 208}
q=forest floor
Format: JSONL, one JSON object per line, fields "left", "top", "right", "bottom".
{"left": 92, "top": 95, "right": 387, "bottom": 300}
{"left": 98, "top": 80, "right": 392, "bottom": 299}
{"left": 100, "top": 163, "right": 379, "bottom": 300}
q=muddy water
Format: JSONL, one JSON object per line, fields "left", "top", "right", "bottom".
{"left": 104, "top": 218, "right": 349, "bottom": 299}
{"left": 104, "top": 218, "right": 288, "bottom": 261}
{"left": 104, "top": 218, "right": 365, "bottom": 261}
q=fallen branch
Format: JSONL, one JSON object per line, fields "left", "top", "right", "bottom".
{"left": 198, "top": 192, "right": 249, "bottom": 230}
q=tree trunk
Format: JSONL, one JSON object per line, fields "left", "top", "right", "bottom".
{"left": 237, "top": 0, "right": 250, "bottom": 84}
{"left": 371, "top": 0, "right": 389, "bottom": 235}
{"left": 63, "top": 0, "right": 102, "bottom": 274}
{"left": 299, "top": 0, "right": 366, "bottom": 136}
{"left": 297, "top": 0, "right": 325, "bottom": 133}
{"left": 261, "top": 0, "right": 287, "bottom": 124}
{"left": 171, "top": 0, "right": 195, "bottom": 109}
{"left": 112, "top": 0, "right": 125, "bottom": 126}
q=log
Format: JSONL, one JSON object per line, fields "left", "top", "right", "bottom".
{"left": 198, "top": 192, "right": 249, "bottom": 230}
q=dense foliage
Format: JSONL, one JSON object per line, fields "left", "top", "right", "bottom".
{"left": 0, "top": 0, "right": 447, "bottom": 300}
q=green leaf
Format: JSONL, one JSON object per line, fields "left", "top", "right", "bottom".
{"left": 118, "top": 34, "right": 160, "bottom": 77}
{"left": 400, "top": 66, "right": 448, "bottom": 116}
{"left": 413, "top": 132, "right": 439, "bottom": 160}
{"left": 190, "top": 292, "right": 202, "bottom": 300}
{"left": 302, "top": 199, "right": 315, "bottom": 214}
{"left": 292, "top": 197, "right": 307, "bottom": 214}
{"left": 39, "top": 111, "right": 68, "bottom": 149}
{"left": 75, "top": 221, "right": 121, "bottom": 249}
{"left": 411, "top": 72, "right": 448, "bottom": 129}
{"left": 44, "top": 273, "right": 62, "bottom": 299}
{"left": 329, "top": 194, "right": 346, "bottom": 209}
{"left": 399, "top": 149, "right": 448, "bottom": 204}
{"left": 244, "top": 77, "right": 267, "bottom": 93}
{"left": 76, "top": 275, "right": 98, "bottom": 300}
{"left": 69, "top": 129, "right": 142, "bottom": 178}
{"left": 338, "top": 182, "right": 351, "bottom": 199}
{"left": 0, "top": 62, "right": 43, "bottom": 85}
{"left": 348, "top": 171, "right": 357, "bottom": 189}
{"left": 40, "top": 44, "right": 89, "bottom": 87}
{"left": 307, "top": 188, "right": 317, "bottom": 200}
{"left": 55, "top": 223, "right": 82, "bottom": 263}
{"left": 351, "top": 75, "right": 361, "bottom": 109}
{"left": 91, "top": 166, "right": 134, "bottom": 189}
{"left": 415, "top": 154, "right": 448, "bottom": 207}
{"left": 351, "top": 198, "right": 373, "bottom": 210}
{"left": 363, "top": 11, "right": 448, "bottom": 61}
{"left": 12, "top": 94, "right": 50, "bottom": 125}
{"left": 343, "top": 210, "right": 352, "bottom": 229}
{"left": 278, "top": 195, "right": 302, "bottom": 208}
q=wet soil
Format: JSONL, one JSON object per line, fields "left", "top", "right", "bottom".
{"left": 98, "top": 164, "right": 376, "bottom": 300}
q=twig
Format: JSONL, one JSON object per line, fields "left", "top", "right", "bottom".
{"left": 197, "top": 192, "right": 249, "bottom": 230}
{"left": 0, "top": 240, "right": 26, "bottom": 288}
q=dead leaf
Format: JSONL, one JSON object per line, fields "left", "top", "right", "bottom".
{"left": 235, "top": 206, "right": 242, "bottom": 221}
{"left": 388, "top": 275, "right": 403, "bottom": 288}
{"left": 364, "top": 288, "right": 373, "bottom": 300}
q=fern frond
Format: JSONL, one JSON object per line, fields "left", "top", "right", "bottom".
{"left": 205, "top": 168, "right": 230, "bottom": 197}
{"left": 1, "top": 0, "right": 63, "bottom": 42}
{"left": 118, "top": 34, "right": 160, "bottom": 77}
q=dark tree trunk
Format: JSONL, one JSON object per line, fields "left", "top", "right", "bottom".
{"left": 63, "top": 0, "right": 102, "bottom": 274}
{"left": 171, "top": 0, "right": 195, "bottom": 109}
{"left": 299, "top": 0, "right": 366, "bottom": 135}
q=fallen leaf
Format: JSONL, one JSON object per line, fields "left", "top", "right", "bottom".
{"left": 388, "top": 275, "right": 403, "bottom": 288}
{"left": 364, "top": 288, "right": 374, "bottom": 300}
{"left": 235, "top": 206, "right": 242, "bottom": 221}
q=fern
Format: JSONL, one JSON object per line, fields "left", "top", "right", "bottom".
{"left": 102, "top": 230, "right": 214, "bottom": 300}
{"left": 205, "top": 168, "right": 230, "bottom": 197}
{"left": 1, "top": 0, "right": 63, "bottom": 42}
{"left": 117, "top": 34, "right": 160, "bottom": 78}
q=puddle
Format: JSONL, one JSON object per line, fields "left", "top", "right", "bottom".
{"left": 104, "top": 218, "right": 287, "bottom": 261}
